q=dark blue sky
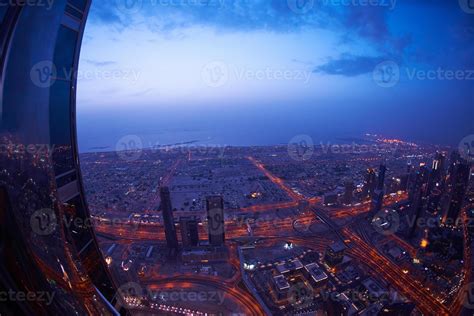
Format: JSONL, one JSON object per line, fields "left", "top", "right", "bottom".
{"left": 77, "top": 0, "right": 474, "bottom": 147}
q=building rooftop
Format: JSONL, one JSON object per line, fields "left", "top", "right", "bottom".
{"left": 273, "top": 275, "right": 290, "bottom": 292}
{"left": 305, "top": 263, "right": 328, "bottom": 283}
{"left": 276, "top": 259, "right": 304, "bottom": 274}
{"left": 362, "top": 278, "right": 386, "bottom": 299}
{"left": 328, "top": 241, "right": 347, "bottom": 253}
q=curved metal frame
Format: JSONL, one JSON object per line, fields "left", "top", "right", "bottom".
{"left": 0, "top": 1, "right": 121, "bottom": 314}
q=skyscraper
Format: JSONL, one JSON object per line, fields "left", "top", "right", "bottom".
{"left": 363, "top": 168, "right": 377, "bottom": 198}
{"left": 406, "top": 164, "right": 430, "bottom": 238}
{"left": 445, "top": 158, "right": 470, "bottom": 225}
{"left": 343, "top": 180, "right": 354, "bottom": 205}
{"left": 370, "top": 164, "right": 386, "bottom": 215}
{"left": 376, "top": 163, "right": 387, "bottom": 191}
{"left": 428, "top": 152, "right": 446, "bottom": 194}
{"left": 180, "top": 216, "right": 199, "bottom": 248}
{"left": 160, "top": 187, "right": 179, "bottom": 250}
{"left": 206, "top": 196, "right": 225, "bottom": 247}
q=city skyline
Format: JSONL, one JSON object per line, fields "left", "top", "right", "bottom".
{"left": 1, "top": 2, "right": 473, "bottom": 315}
{"left": 77, "top": 1, "right": 473, "bottom": 148}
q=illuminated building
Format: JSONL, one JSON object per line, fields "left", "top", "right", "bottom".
{"left": 380, "top": 302, "right": 415, "bottom": 315}
{"left": 160, "top": 187, "right": 179, "bottom": 251}
{"left": 445, "top": 156, "right": 470, "bottom": 225}
{"left": 427, "top": 187, "right": 442, "bottom": 214}
{"left": 370, "top": 164, "right": 387, "bottom": 215}
{"left": 343, "top": 180, "right": 354, "bottom": 205}
{"left": 303, "top": 263, "right": 328, "bottom": 289}
{"left": 324, "top": 242, "right": 346, "bottom": 267}
{"left": 206, "top": 196, "right": 225, "bottom": 247}
{"left": 276, "top": 259, "right": 304, "bottom": 274}
{"left": 427, "top": 152, "right": 446, "bottom": 195}
{"left": 272, "top": 275, "right": 290, "bottom": 300}
{"left": 363, "top": 168, "right": 377, "bottom": 198}
{"left": 376, "top": 163, "right": 387, "bottom": 191}
{"left": 180, "top": 216, "right": 199, "bottom": 248}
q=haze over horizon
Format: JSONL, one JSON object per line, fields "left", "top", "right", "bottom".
{"left": 77, "top": 0, "right": 474, "bottom": 150}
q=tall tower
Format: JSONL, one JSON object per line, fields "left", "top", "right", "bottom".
{"left": 160, "top": 187, "right": 179, "bottom": 251}
{"left": 343, "top": 180, "right": 354, "bottom": 205}
{"left": 206, "top": 196, "right": 225, "bottom": 247}
{"left": 376, "top": 163, "right": 387, "bottom": 191}
{"left": 363, "top": 168, "right": 377, "bottom": 198}
{"left": 445, "top": 158, "right": 470, "bottom": 225}
{"left": 180, "top": 216, "right": 199, "bottom": 248}
{"left": 371, "top": 163, "right": 386, "bottom": 215}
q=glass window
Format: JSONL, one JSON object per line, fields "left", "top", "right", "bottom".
{"left": 53, "top": 26, "right": 78, "bottom": 80}
{"left": 49, "top": 80, "right": 74, "bottom": 174}
{"left": 68, "top": 0, "right": 87, "bottom": 11}
{"left": 0, "top": 5, "right": 7, "bottom": 25}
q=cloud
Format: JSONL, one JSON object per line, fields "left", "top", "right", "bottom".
{"left": 88, "top": 1, "right": 400, "bottom": 57}
{"left": 313, "top": 55, "right": 386, "bottom": 77}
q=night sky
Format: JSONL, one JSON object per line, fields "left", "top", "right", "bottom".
{"left": 77, "top": 0, "right": 474, "bottom": 147}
